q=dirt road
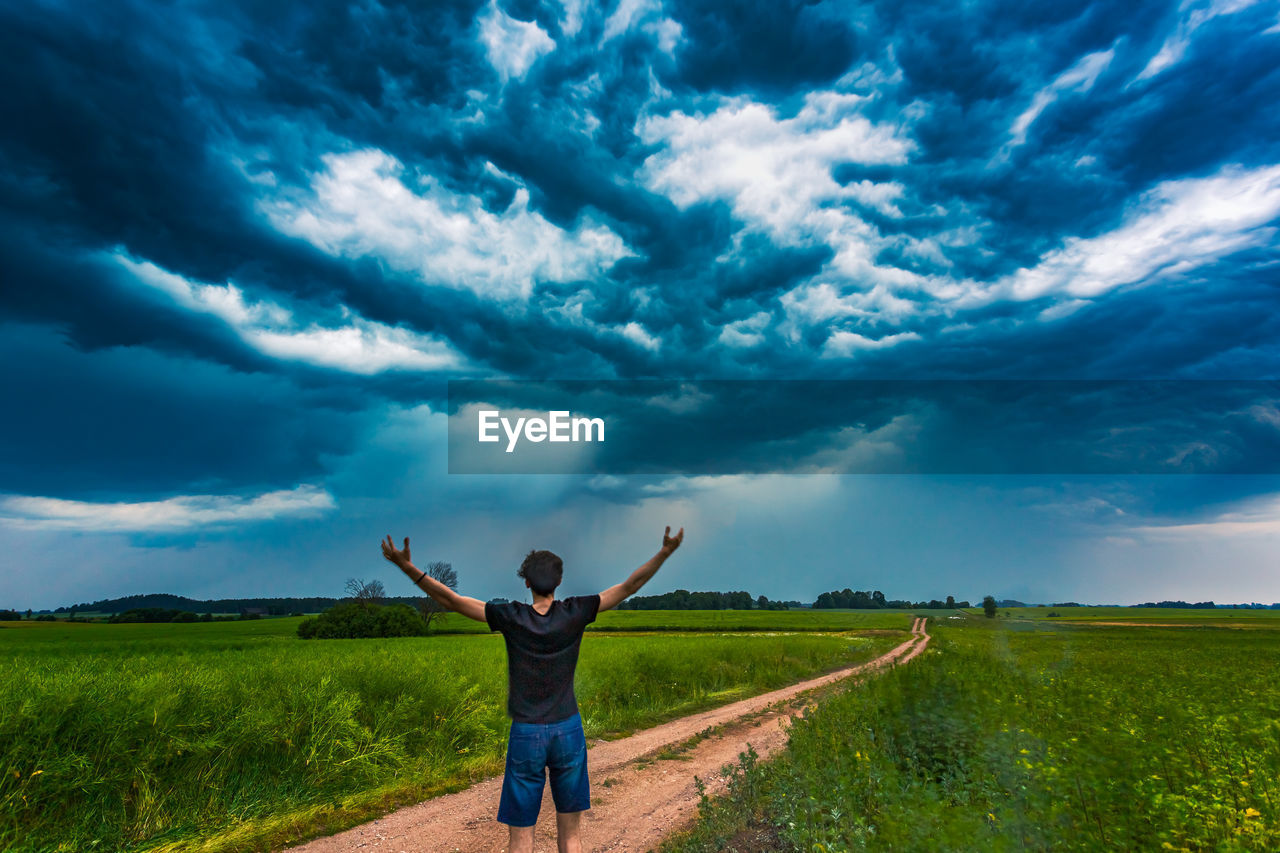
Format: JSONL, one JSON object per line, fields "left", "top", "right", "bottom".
{"left": 284, "top": 617, "right": 930, "bottom": 853}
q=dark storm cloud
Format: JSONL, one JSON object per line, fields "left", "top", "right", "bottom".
{"left": 828, "top": 247, "right": 1280, "bottom": 382}
{"left": 862, "top": 0, "right": 1280, "bottom": 276}
{"left": 0, "top": 0, "right": 664, "bottom": 383}
{"left": 3, "top": 0, "right": 1279, "bottom": 509}
{"left": 662, "top": 0, "right": 862, "bottom": 94}
{"left": 233, "top": 0, "right": 489, "bottom": 116}
{"left": 0, "top": 217, "right": 270, "bottom": 375}
{"left": 0, "top": 322, "right": 368, "bottom": 497}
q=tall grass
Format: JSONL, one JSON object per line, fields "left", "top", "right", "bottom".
{"left": 665, "top": 618, "right": 1280, "bottom": 851}
{"left": 0, "top": 615, "right": 907, "bottom": 852}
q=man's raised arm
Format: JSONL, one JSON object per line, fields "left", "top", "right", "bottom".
{"left": 380, "top": 535, "right": 487, "bottom": 623}
{"left": 598, "top": 525, "right": 684, "bottom": 612}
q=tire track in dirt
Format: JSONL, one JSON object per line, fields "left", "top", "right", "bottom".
{"left": 284, "top": 618, "right": 930, "bottom": 853}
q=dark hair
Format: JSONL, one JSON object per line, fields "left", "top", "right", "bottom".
{"left": 519, "top": 549, "right": 563, "bottom": 595}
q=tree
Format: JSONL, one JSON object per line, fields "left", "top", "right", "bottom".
{"left": 946, "top": 595, "right": 956, "bottom": 609}
{"left": 983, "top": 595, "right": 997, "bottom": 618}
{"left": 345, "top": 578, "right": 386, "bottom": 606}
{"left": 415, "top": 561, "right": 458, "bottom": 632}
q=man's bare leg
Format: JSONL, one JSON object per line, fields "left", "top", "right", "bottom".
{"left": 509, "top": 824, "right": 535, "bottom": 853}
{"left": 556, "top": 811, "right": 583, "bottom": 853}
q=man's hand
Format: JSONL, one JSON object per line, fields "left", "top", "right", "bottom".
{"left": 661, "top": 525, "right": 684, "bottom": 554}
{"left": 381, "top": 534, "right": 487, "bottom": 623}
{"left": 381, "top": 535, "right": 411, "bottom": 569}
{"left": 599, "top": 525, "right": 685, "bottom": 612}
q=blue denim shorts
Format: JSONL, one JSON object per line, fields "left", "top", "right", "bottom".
{"left": 496, "top": 712, "right": 591, "bottom": 827}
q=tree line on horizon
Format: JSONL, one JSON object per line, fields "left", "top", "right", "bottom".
{"left": 48, "top": 592, "right": 427, "bottom": 616}
{"left": 13, "top": 590, "right": 1280, "bottom": 622}
{"left": 616, "top": 590, "right": 804, "bottom": 610}
{"left": 811, "top": 589, "right": 972, "bottom": 610}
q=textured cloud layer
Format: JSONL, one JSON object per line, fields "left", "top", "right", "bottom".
{"left": 0, "top": 485, "right": 335, "bottom": 532}
{"left": 2, "top": 0, "right": 1279, "bottom": 604}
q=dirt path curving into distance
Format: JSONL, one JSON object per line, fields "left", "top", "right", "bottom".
{"left": 284, "top": 617, "right": 930, "bottom": 853}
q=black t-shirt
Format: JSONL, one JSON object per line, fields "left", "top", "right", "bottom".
{"left": 485, "top": 594, "right": 601, "bottom": 723}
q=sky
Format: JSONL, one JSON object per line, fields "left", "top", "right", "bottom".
{"left": 3, "top": 0, "right": 1280, "bottom": 610}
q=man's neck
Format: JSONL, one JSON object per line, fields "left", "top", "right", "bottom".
{"left": 531, "top": 592, "right": 555, "bottom": 614}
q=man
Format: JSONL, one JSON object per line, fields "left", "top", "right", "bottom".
{"left": 380, "top": 525, "right": 684, "bottom": 853}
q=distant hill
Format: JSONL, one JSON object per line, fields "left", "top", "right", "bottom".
{"left": 48, "top": 592, "right": 1280, "bottom": 615}
{"left": 54, "top": 592, "right": 427, "bottom": 615}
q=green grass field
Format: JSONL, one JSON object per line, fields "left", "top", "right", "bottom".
{"left": 981, "top": 606, "right": 1280, "bottom": 628}
{"left": 0, "top": 612, "right": 909, "bottom": 853}
{"left": 665, "top": 612, "right": 1280, "bottom": 852}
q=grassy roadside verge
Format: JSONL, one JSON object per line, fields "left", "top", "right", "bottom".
{"left": 664, "top": 619, "right": 1280, "bottom": 852}
{"left": 0, "top": 615, "right": 908, "bottom": 852}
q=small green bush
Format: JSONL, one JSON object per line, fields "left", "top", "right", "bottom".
{"left": 297, "top": 602, "right": 430, "bottom": 639}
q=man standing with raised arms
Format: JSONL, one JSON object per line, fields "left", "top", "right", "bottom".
{"left": 380, "top": 525, "right": 685, "bottom": 853}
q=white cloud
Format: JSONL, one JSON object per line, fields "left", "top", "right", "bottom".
{"left": 603, "top": 0, "right": 652, "bottom": 39}
{"left": 1246, "top": 401, "right": 1280, "bottom": 429}
{"left": 777, "top": 162, "right": 1280, "bottom": 333}
{"left": 988, "top": 162, "right": 1280, "bottom": 303}
{"left": 539, "top": 286, "right": 664, "bottom": 351}
{"left": 1134, "top": 0, "right": 1265, "bottom": 83}
{"left": 110, "top": 251, "right": 462, "bottom": 373}
{"left": 645, "top": 384, "right": 713, "bottom": 414}
{"left": 247, "top": 323, "right": 454, "bottom": 373}
{"left": 260, "top": 148, "right": 631, "bottom": 301}
{"left": 639, "top": 93, "right": 911, "bottom": 239}
{"left": 1031, "top": 494, "right": 1129, "bottom": 519}
{"left": 583, "top": 472, "right": 842, "bottom": 507}
{"left": 602, "top": 0, "right": 683, "bottom": 52}
{"left": 761, "top": 152, "right": 1280, "bottom": 348}
{"left": 557, "top": 0, "right": 587, "bottom": 37}
{"left": 617, "top": 320, "right": 661, "bottom": 351}
{"left": 478, "top": 2, "right": 555, "bottom": 81}
{"left": 821, "top": 329, "right": 921, "bottom": 358}
{"left": 0, "top": 485, "right": 335, "bottom": 532}
{"left": 1129, "top": 492, "right": 1280, "bottom": 538}
{"left": 1037, "top": 298, "right": 1091, "bottom": 321}
{"left": 647, "top": 17, "right": 683, "bottom": 53}
{"left": 717, "top": 311, "right": 772, "bottom": 348}
{"left": 766, "top": 414, "right": 926, "bottom": 473}
{"left": 780, "top": 281, "right": 929, "bottom": 329}
{"left": 1008, "top": 47, "right": 1115, "bottom": 148}
{"left": 640, "top": 91, "right": 932, "bottom": 325}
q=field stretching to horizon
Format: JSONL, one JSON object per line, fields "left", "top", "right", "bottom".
{"left": 666, "top": 610, "right": 1280, "bottom": 852}
{"left": 0, "top": 610, "right": 909, "bottom": 853}
{"left": 7, "top": 608, "right": 1278, "bottom": 852}
{"left": 972, "top": 605, "right": 1280, "bottom": 627}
